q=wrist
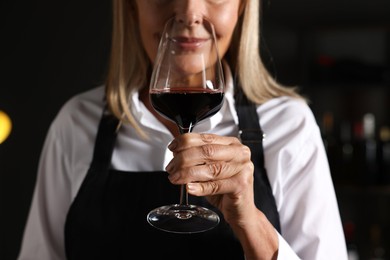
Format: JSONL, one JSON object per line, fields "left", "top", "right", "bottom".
{"left": 230, "top": 209, "right": 279, "bottom": 260}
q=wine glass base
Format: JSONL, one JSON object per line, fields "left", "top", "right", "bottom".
{"left": 147, "top": 204, "right": 220, "bottom": 234}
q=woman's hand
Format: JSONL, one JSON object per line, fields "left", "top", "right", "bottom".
{"left": 166, "top": 133, "right": 278, "bottom": 259}
{"left": 165, "top": 132, "right": 255, "bottom": 225}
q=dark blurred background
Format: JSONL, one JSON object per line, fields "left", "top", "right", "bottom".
{"left": 0, "top": 1, "right": 112, "bottom": 259}
{"left": 1, "top": 1, "right": 389, "bottom": 259}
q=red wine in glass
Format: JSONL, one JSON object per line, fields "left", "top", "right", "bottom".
{"left": 150, "top": 87, "right": 224, "bottom": 133}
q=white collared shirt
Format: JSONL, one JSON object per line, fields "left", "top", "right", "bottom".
{"left": 18, "top": 80, "right": 348, "bottom": 259}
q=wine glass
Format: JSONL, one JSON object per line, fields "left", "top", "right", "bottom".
{"left": 147, "top": 15, "right": 224, "bottom": 234}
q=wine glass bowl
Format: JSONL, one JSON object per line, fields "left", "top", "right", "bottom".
{"left": 147, "top": 15, "right": 224, "bottom": 233}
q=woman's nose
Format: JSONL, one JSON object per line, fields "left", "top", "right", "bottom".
{"left": 175, "top": 13, "right": 203, "bottom": 27}
{"left": 173, "top": 0, "right": 204, "bottom": 27}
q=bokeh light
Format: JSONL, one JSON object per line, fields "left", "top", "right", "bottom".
{"left": 0, "top": 110, "right": 12, "bottom": 144}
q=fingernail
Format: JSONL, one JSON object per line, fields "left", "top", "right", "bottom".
{"left": 187, "top": 183, "right": 198, "bottom": 193}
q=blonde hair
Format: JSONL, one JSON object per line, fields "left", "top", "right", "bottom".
{"left": 105, "top": 0, "right": 303, "bottom": 137}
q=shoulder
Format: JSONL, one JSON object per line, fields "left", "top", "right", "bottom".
{"left": 258, "top": 96, "right": 321, "bottom": 151}
{"left": 59, "top": 86, "right": 105, "bottom": 119}
{"left": 259, "top": 96, "right": 315, "bottom": 126}
{"left": 52, "top": 86, "right": 105, "bottom": 129}
{"left": 46, "top": 86, "right": 105, "bottom": 148}
{"left": 259, "top": 96, "right": 317, "bottom": 131}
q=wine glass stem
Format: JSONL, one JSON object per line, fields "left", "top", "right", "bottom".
{"left": 178, "top": 124, "right": 194, "bottom": 206}
{"left": 179, "top": 184, "right": 188, "bottom": 205}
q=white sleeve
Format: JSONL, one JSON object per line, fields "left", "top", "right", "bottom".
{"left": 17, "top": 124, "right": 72, "bottom": 260}
{"left": 277, "top": 233, "right": 302, "bottom": 259}
{"left": 261, "top": 99, "right": 348, "bottom": 259}
{"left": 278, "top": 130, "right": 348, "bottom": 259}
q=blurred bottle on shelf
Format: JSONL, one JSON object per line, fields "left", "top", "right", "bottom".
{"left": 378, "top": 126, "right": 390, "bottom": 185}
{"left": 349, "top": 113, "right": 380, "bottom": 185}
{"left": 319, "top": 111, "right": 390, "bottom": 186}
{"left": 339, "top": 120, "right": 355, "bottom": 183}
{"left": 340, "top": 121, "right": 354, "bottom": 162}
{"left": 351, "top": 119, "right": 366, "bottom": 184}
{"left": 368, "top": 224, "right": 387, "bottom": 260}
{"left": 321, "top": 111, "right": 339, "bottom": 178}
{"left": 344, "top": 221, "right": 360, "bottom": 260}
{"left": 362, "top": 113, "right": 378, "bottom": 184}
{"left": 322, "top": 111, "right": 336, "bottom": 152}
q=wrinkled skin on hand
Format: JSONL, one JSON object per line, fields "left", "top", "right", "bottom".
{"left": 165, "top": 133, "right": 256, "bottom": 225}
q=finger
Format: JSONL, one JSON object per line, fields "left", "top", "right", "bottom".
{"left": 171, "top": 142, "right": 251, "bottom": 167}
{"left": 165, "top": 143, "right": 251, "bottom": 180}
{"left": 186, "top": 162, "right": 254, "bottom": 197}
{"left": 168, "top": 133, "right": 241, "bottom": 153}
{"left": 168, "top": 160, "right": 243, "bottom": 184}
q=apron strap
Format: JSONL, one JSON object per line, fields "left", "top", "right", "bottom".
{"left": 235, "top": 88, "right": 281, "bottom": 233}
{"left": 89, "top": 109, "right": 119, "bottom": 179}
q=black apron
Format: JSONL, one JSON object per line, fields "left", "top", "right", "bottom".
{"left": 64, "top": 93, "right": 280, "bottom": 260}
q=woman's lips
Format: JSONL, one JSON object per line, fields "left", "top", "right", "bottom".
{"left": 171, "top": 37, "right": 208, "bottom": 50}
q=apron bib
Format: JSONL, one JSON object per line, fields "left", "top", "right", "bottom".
{"left": 64, "top": 93, "right": 280, "bottom": 260}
